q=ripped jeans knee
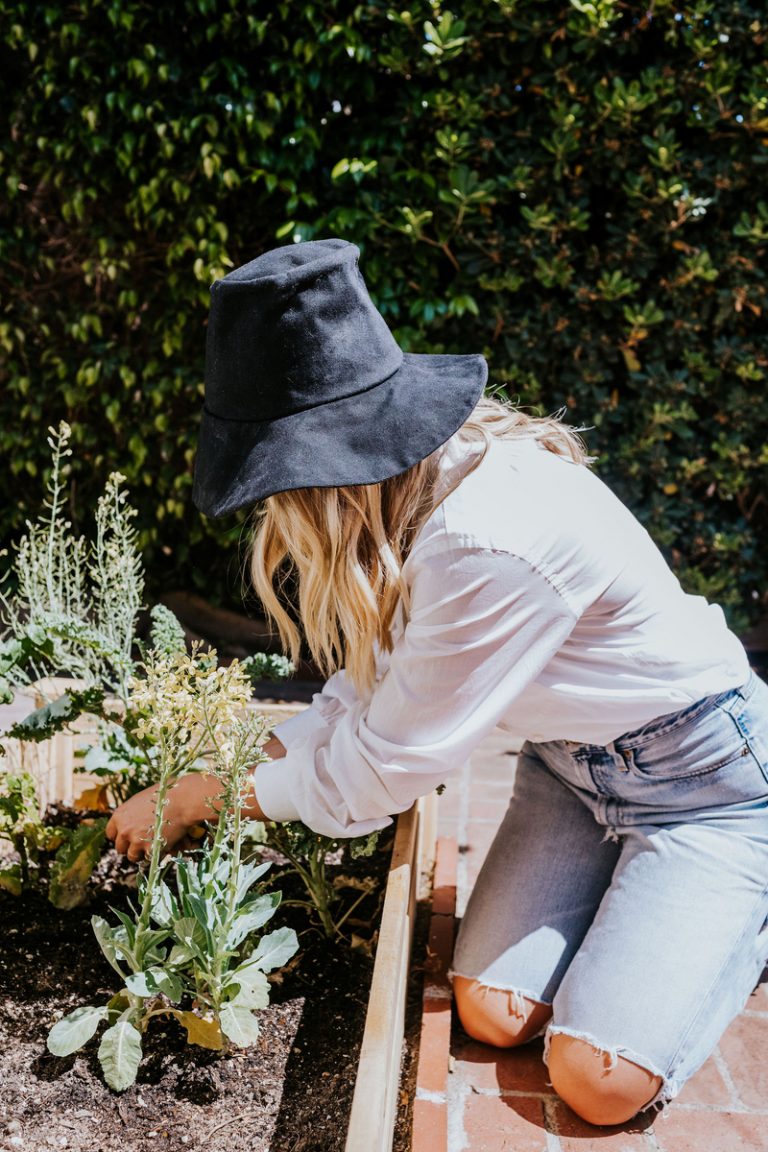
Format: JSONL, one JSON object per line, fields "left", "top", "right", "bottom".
{"left": 544, "top": 1024, "right": 675, "bottom": 1125}
{"left": 452, "top": 975, "right": 552, "bottom": 1049}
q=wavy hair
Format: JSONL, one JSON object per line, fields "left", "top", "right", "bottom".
{"left": 249, "top": 396, "right": 590, "bottom": 696}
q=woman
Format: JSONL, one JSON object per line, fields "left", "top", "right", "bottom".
{"left": 107, "top": 239, "right": 768, "bottom": 1127}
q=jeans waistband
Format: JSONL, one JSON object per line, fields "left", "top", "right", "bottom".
{"left": 611, "top": 671, "right": 757, "bottom": 753}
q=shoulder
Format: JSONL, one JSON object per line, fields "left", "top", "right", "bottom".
{"left": 412, "top": 435, "right": 593, "bottom": 559}
{"left": 406, "top": 434, "right": 648, "bottom": 614}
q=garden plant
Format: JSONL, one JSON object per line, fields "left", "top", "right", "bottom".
{"left": 46, "top": 648, "right": 299, "bottom": 1091}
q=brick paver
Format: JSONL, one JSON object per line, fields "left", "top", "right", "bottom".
{"left": 421, "top": 728, "right": 768, "bottom": 1152}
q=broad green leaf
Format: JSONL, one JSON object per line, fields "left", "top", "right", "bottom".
{"left": 226, "top": 893, "right": 280, "bottom": 949}
{"left": 0, "top": 866, "right": 22, "bottom": 896}
{"left": 49, "top": 820, "right": 107, "bottom": 910}
{"left": 224, "top": 969, "right": 270, "bottom": 1010}
{"left": 92, "top": 915, "right": 131, "bottom": 976}
{"left": 125, "top": 967, "right": 183, "bottom": 1002}
{"left": 98, "top": 1020, "right": 142, "bottom": 1092}
{"left": 220, "top": 1004, "right": 261, "bottom": 1048}
{"left": 148, "top": 880, "right": 179, "bottom": 927}
{"left": 171, "top": 916, "right": 207, "bottom": 962}
{"left": 47, "top": 1005, "right": 108, "bottom": 1056}
{"left": 184, "top": 890, "right": 216, "bottom": 930}
{"left": 106, "top": 992, "right": 131, "bottom": 1023}
{"left": 235, "top": 859, "right": 271, "bottom": 903}
{"left": 6, "top": 688, "right": 106, "bottom": 742}
{"left": 167, "top": 942, "right": 195, "bottom": 967}
{"left": 241, "top": 927, "right": 299, "bottom": 974}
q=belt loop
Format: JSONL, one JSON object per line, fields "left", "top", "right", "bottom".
{"left": 736, "top": 671, "right": 755, "bottom": 702}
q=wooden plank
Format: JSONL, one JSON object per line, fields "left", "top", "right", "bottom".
{"left": 416, "top": 788, "right": 438, "bottom": 901}
{"left": 345, "top": 801, "right": 421, "bottom": 1152}
{"left": 247, "top": 700, "right": 309, "bottom": 726}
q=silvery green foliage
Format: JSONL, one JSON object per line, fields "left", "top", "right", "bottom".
{"left": 0, "top": 423, "right": 144, "bottom": 702}
{"left": 241, "top": 652, "right": 295, "bottom": 684}
{"left": 148, "top": 603, "right": 187, "bottom": 656}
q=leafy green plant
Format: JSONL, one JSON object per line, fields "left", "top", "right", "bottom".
{"left": 0, "top": 770, "right": 63, "bottom": 894}
{"left": 2, "top": 1, "right": 764, "bottom": 626}
{"left": 0, "top": 767, "right": 106, "bottom": 907}
{"left": 0, "top": 423, "right": 143, "bottom": 704}
{"left": 0, "top": 442, "right": 295, "bottom": 899}
{"left": 47, "top": 648, "right": 298, "bottom": 1090}
{"left": 259, "top": 820, "right": 381, "bottom": 942}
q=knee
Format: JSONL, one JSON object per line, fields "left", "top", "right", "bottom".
{"left": 547, "top": 1033, "right": 663, "bottom": 1126}
{"left": 453, "top": 976, "right": 552, "bottom": 1048}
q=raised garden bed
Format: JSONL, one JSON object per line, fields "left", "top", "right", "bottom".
{"left": 0, "top": 695, "right": 437, "bottom": 1152}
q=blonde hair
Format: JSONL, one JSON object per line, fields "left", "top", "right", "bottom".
{"left": 249, "top": 396, "right": 589, "bottom": 696}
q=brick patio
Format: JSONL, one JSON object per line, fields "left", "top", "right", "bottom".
{"left": 413, "top": 729, "right": 768, "bottom": 1152}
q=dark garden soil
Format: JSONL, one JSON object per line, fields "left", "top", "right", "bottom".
{"left": 0, "top": 830, "right": 403, "bottom": 1152}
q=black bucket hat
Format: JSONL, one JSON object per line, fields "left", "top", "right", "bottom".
{"left": 192, "top": 238, "right": 488, "bottom": 517}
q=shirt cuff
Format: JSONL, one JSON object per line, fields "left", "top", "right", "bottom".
{"left": 252, "top": 758, "right": 302, "bottom": 823}
{"left": 271, "top": 705, "right": 328, "bottom": 747}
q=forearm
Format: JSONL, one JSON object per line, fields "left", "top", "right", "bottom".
{"left": 179, "top": 734, "right": 287, "bottom": 825}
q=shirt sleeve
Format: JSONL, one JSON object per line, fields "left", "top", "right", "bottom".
{"left": 254, "top": 545, "right": 579, "bottom": 838}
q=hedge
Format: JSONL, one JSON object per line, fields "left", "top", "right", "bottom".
{"left": 1, "top": 0, "right": 766, "bottom": 627}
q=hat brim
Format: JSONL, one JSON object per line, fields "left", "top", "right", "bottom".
{"left": 192, "top": 352, "right": 488, "bottom": 517}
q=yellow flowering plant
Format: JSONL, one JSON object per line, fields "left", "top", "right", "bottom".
{"left": 47, "top": 646, "right": 298, "bottom": 1091}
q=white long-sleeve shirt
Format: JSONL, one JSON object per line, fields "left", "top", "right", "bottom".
{"left": 254, "top": 433, "right": 749, "bottom": 837}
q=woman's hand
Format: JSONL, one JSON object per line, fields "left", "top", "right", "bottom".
{"left": 105, "top": 736, "right": 286, "bottom": 862}
{"left": 105, "top": 774, "right": 220, "bottom": 862}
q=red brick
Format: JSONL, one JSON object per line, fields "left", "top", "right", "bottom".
{"left": 654, "top": 1110, "right": 768, "bottom": 1152}
{"left": 412, "top": 1098, "right": 447, "bottom": 1152}
{"left": 435, "top": 815, "right": 460, "bottom": 843}
{"left": 551, "top": 1099, "right": 656, "bottom": 1149}
{"left": 431, "top": 841, "right": 458, "bottom": 917}
{"left": 433, "top": 837, "right": 458, "bottom": 893}
{"left": 717, "top": 1013, "right": 768, "bottom": 1109}
{"left": 674, "top": 1052, "right": 733, "bottom": 1107}
{"left": 416, "top": 999, "right": 452, "bottom": 1096}
{"left": 453, "top": 1037, "right": 552, "bottom": 1095}
{"left": 461, "top": 1093, "right": 549, "bottom": 1151}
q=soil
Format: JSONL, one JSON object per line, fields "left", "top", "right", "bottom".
{"left": 0, "top": 831, "right": 396, "bottom": 1152}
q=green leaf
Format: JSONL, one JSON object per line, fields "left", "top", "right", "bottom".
{"left": 235, "top": 858, "right": 271, "bottom": 903}
{"left": 0, "top": 866, "right": 22, "bottom": 896}
{"left": 224, "top": 968, "right": 270, "bottom": 1010}
{"left": 98, "top": 1020, "right": 143, "bottom": 1091}
{"left": 49, "top": 820, "right": 107, "bottom": 910}
{"left": 219, "top": 1003, "right": 261, "bottom": 1047}
{"left": 6, "top": 689, "right": 106, "bottom": 743}
{"left": 171, "top": 916, "right": 207, "bottom": 962}
{"left": 92, "top": 915, "right": 131, "bottom": 976}
{"left": 226, "top": 893, "right": 280, "bottom": 950}
{"left": 349, "top": 830, "right": 381, "bottom": 859}
{"left": 240, "top": 926, "right": 299, "bottom": 973}
{"left": 148, "top": 879, "right": 179, "bottom": 927}
{"left": 125, "top": 966, "right": 183, "bottom": 1002}
{"left": 48, "top": 1005, "right": 109, "bottom": 1056}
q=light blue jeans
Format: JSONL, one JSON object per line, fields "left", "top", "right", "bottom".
{"left": 452, "top": 671, "right": 768, "bottom": 1107}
